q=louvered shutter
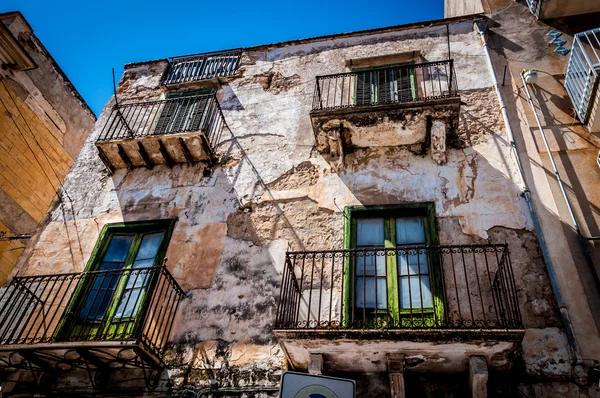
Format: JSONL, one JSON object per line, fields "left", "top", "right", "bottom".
{"left": 376, "top": 69, "right": 396, "bottom": 104}
{"left": 355, "top": 71, "right": 373, "bottom": 105}
{"left": 397, "top": 66, "right": 414, "bottom": 102}
{"left": 154, "top": 100, "right": 179, "bottom": 135}
{"left": 154, "top": 91, "right": 209, "bottom": 135}
{"left": 171, "top": 96, "right": 195, "bottom": 132}
{"left": 189, "top": 96, "right": 211, "bottom": 131}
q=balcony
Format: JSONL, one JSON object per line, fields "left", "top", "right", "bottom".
{"left": 525, "top": 0, "right": 542, "bottom": 17}
{"left": 565, "top": 28, "right": 600, "bottom": 133}
{"left": 311, "top": 60, "right": 460, "bottom": 163}
{"left": 525, "top": 0, "right": 600, "bottom": 18}
{"left": 0, "top": 266, "right": 185, "bottom": 390}
{"left": 95, "top": 94, "right": 225, "bottom": 172}
{"left": 274, "top": 244, "right": 524, "bottom": 374}
{"left": 162, "top": 49, "right": 242, "bottom": 86}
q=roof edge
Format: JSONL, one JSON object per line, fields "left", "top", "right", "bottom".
{"left": 0, "top": 11, "right": 96, "bottom": 119}
{"left": 125, "top": 14, "right": 485, "bottom": 69}
{"left": 245, "top": 13, "right": 485, "bottom": 51}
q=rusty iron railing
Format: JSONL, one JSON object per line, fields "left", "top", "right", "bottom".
{"left": 275, "top": 244, "right": 522, "bottom": 330}
{"left": 312, "top": 60, "right": 459, "bottom": 112}
{"left": 0, "top": 266, "right": 185, "bottom": 358}
{"left": 163, "top": 49, "right": 242, "bottom": 85}
{"left": 97, "top": 94, "right": 225, "bottom": 147}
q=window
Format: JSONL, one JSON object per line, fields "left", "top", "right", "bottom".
{"left": 55, "top": 220, "right": 175, "bottom": 341}
{"left": 342, "top": 204, "right": 444, "bottom": 327}
{"left": 153, "top": 89, "right": 215, "bottom": 135}
{"left": 353, "top": 63, "right": 416, "bottom": 106}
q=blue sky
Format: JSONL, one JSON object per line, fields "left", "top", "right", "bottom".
{"left": 1, "top": 0, "right": 443, "bottom": 115}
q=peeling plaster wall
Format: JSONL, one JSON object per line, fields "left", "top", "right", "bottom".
{"left": 2, "top": 18, "right": 575, "bottom": 397}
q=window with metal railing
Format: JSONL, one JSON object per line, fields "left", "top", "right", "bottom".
{"left": 0, "top": 220, "right": 185, "bottom": 358}
{"left": 312, "top": 60, "right": 459, "bottom": 111}
{"left": 97, "top": 93, "right": 225, "bottom": 147}
{"left": 162, "top": 49, "right": 242, "bottom": 85}
{"left": 276, "top": 244, "right": 522, "bottom": 330}
{"left": 565, "top": 28, "right": 600, "bottom": 123}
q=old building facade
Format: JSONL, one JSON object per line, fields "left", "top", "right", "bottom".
{"left": 0, "top": 5, "right": 598, "bottom": 398}
{"left": 0, "top": 11, "right": 96, "bottom": 284}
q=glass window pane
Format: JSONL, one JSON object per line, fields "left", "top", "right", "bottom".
{"left": 132, "top": 258, "right": 157, "bottom": 269}
{"left": 101, "top": 235, "right": 134, "bottom": 263}
{"left": 115, "top": 288, "right": 143, "bottom": 318}
{"left": 355, "top": 254, "right": 386, "bottom": 276}
{"left": 397, "top": 251, "right": 429, "bottom": 275}
{"left": 355, "top": 277, "right": 387, "bottom": 309}
{"left": 125, "top": 269, "right": 151, "bottom": 289}
{"left": 135, "top": 232, "right": 164, "bottom": 261}
{"left": 79, "top": 273, "right": 121, "bottom": 319}
{"left": 356, "top": 218, "right": 384, "bottom": 246}
{"left": 399, "top": 276, "right": 433, "bottom": 309}
{"left": 99, "top": 261, "right": 126, "bottom": 271}
{"left": 395, "top": 217, "right": 426, "bottom": 245}
{"left": 376, "top": 277, "right": 387, "bottom": 309}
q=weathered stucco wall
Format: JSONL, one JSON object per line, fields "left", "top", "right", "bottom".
{"left": 2, "top": 17, "right": 576, "bottom": 397}
{"left": 481, "top": 4, "right": 600, "bottom": 396}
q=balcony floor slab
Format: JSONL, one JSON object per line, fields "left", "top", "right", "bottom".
{"left": 274, "top": 328, "right": 524, "bottom": 374}
{"left": 96, "top": 131, "right": 213, "bottom": 171}
{"left": 0, "top": 340, "right": 162, "bottom": 372}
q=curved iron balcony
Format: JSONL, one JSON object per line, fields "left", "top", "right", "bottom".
{"left": 0, "top": 266, "right": 185, "bottom": 388}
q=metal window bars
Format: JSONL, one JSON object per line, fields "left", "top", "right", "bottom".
{"left": 311, "top": 60, "right": 459, "bottom": 112}
{"left": 97, "top": 94, "right": 225, "bottom": 149}
{"left": 565, "top": 28, "right": 600, "bottom": 123}
{"left": 0, "top": 266, "right": 185, "bottom": 358}
{"left": 275, "top": 244, "right": 522, "bottom": 330}
{"left": 162, "top": 49, "right": 242, "bottom": 85}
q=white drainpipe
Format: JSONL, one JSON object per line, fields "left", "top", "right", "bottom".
{"left": 475, "top": 21, "right": 581, "bottom": 360}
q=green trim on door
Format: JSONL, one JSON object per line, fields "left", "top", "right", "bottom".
{"left": 341, "top": 204, "right": 445, "bottom": 328}
{"left": 351, "top": 62, "right": 417, "bottom": 105}
{"left": 54, "top": 219, "right": 176, "bottom": 341}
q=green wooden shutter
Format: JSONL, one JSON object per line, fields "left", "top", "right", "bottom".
{"left": 376, "top": 69, "right": 394, "bottom": 104}
{"left": 397, "top": 66, "right": 415, "bottom": 102}
{"left": 154, "top": 101, "right": 179, "bottom": 135}
{"left": 154, "top": 90, "right": 214, "bottom": 135}
{"left": 355, "top": 71, "right": 373, "bottom": 105}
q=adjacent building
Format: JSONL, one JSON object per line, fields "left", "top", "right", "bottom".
{"left": 0, "top": 3, "right": 599, "bottom": 397}
{"left": 0, "top": 11, "right": 96, "bottom": 284}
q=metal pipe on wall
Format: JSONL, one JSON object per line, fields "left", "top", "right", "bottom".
{"left": 520, "top": 71, "right": 600, "bottom": 298}
{"left": 474, "top": 21, "right": 581, "bottom": 359}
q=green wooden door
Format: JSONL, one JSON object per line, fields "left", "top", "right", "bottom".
{"left": 55, "top": 221, "right": 174, "bottom": 341}
{"left": 342, "top": 206, "right": 444, "bottom": 329}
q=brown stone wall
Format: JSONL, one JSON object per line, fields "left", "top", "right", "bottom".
{"left": 0, "top": 13, "right": 95, "bottom": 284}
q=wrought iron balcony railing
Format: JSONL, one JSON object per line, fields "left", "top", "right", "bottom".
{"left": 525, "top": 0, "right": 542, "bottom": 17}
{"left": 565, "top": 28, "right": 600, "bottom": 124}
{"left": 97, "top": 94, "right": 225, "bottom": 146}
{"left": 311, "top": 60, "right": 459, "bottom": 112}
{"left": 163, "top": 49, "right": 242, "bottom": 85}
{"left": 275, "top": 244, "right": 522, "bottom": 331}
{"left": 0, "top": 266, "right": 185, "bottom": 358}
